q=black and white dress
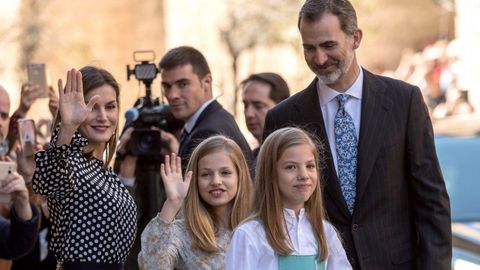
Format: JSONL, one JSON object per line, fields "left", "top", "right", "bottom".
{"left": 32, "top": 126, "right": 137, "bottom": 266}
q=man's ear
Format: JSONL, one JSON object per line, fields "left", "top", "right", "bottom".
{"left": 202, "top": 74, "right": 212, "bottom": 90}
{"left": 352, "top": 29, "right": 363, "bottom": 50}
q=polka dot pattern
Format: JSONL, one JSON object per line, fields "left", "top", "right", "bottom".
{"left": 33, "top": 126, "right": 137, "bottom": 264}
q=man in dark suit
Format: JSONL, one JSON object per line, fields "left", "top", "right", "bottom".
{"left": 159, "top": 46, "right": 252, "bottom": 167}
{"left": 263, "top": 1, "right": 452, "bottom": 269}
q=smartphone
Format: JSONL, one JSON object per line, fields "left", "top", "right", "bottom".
{"left": 0, "top": 161, "right": 16, "bottom": 203}
{"left": 18, "top": 118, "right": 36, "bottom": 156}
{"left": 27, "top": 63, "right": 48, "bottom": 98}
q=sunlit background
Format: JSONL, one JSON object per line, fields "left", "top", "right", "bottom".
{"left": 1, "top": 0, "right": 479, "bottom": 144}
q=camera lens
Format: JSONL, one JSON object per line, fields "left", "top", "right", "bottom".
{"left": 139, "top": 133, "right": 155, "bottom": 151}
{"left": 128, "top": 129, "right": 161, "bottom": 156}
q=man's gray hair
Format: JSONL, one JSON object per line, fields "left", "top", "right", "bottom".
{"left": 298, "top": 0, "right": 358, "bottom": 35}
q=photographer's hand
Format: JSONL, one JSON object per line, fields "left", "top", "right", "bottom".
{"left": 117, "top": 127, "right": 134, "bottom": 157}
{"left": 56, "top": 69, "right": 100, "bottom": 146}
{"left": 0, "top": 172, "right": 32, "bottom": 221}
{"left": 117, "top": 127, "right": 137, "bottom": 182}
{"left": 159, "top": 153, "right": 192, "bottom": 223}
{"left": 160, "top": 130, "right": 179, "bottom": 154}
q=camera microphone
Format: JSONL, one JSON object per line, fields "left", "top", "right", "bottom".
{"left": 125, "top": 107, "right": 140, "bottom": 126}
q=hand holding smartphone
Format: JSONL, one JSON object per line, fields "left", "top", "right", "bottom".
{"left": 27, "top": 63, "right": 48, "bottom": 98}
{"left": 0, "top": 161, "right": 16, "bottom": 203}
{"left": 18, "top": 118, "right": 37, "bottom": 156}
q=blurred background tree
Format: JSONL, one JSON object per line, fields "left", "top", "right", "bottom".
{"left": 17, "top": 0, "right": 50, "bottom": 78}
{"left": 220, "top": 0, "right": 299, "bottom": 116}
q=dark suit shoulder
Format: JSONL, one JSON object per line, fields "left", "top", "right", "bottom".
{"left": 194, "top": 101, "right": 242, "bottom": 135}
{"left": 268, "top": 80, "right": 315, "bottom": 116}
{"left": 264, "top": 79, "right": 320, "bottom": 141}
{"left": 365, "top": 70, "right": 419, "bottom": 95}
{"left": 185, "top": 100, "right": 252, "bottom": 160}
{"left": 362, "top": 69, "right": 425, "bottom": 114}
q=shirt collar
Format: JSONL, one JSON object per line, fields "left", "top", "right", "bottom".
{"left": 283, "top": 208, "right": 306, "bottom": 226}
{"left": 317, "top": 66, "right": 364, "bottom": 106}
{"left": 184, "top": 99, "right": 214, "bottom": 134}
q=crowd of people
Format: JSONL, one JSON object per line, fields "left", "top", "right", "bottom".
{"left": 386, "top": 39, "right": 475, "bottom": 119}
{"left": 1, "top": 0, "right": 453, "bottom": 270}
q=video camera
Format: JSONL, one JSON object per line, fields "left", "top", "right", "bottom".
{"left": 122, "top": 51, "right": 183, "bottom": 265}
{"left": 125, "top": 51, "right": 178, "bottom": 157}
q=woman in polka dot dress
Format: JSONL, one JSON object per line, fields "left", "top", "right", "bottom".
{"left": 33, "top": 67, "right": 137, "bottom": 270}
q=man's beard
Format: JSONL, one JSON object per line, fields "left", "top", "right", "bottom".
{"left": 311, "top": 50, "right": 354, "bottom": 85}
{"left": 316, "top": 67, "right": 343, "bottom": 85}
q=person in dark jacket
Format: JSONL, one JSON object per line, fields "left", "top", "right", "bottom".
{"left": 0, "top": 199, "right": 39, "bottom": 259}
{"left": 0, "top": 84, "right": 39, "bottom": 259}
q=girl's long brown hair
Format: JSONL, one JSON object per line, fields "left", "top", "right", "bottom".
{"left": 183, "top": 135, "right": 252, "bottom": 253}
{"left": 254, "top": 127, "right": 328, "bottom": 260}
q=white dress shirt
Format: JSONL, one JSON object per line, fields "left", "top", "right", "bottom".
{"left": 317, "top": 68, "right": 363, "bottom": 174}
{"left": 225, "top": 208, "right": 352, "bottom": 270}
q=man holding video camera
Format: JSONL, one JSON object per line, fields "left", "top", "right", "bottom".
{"left": 115, "top": 46, "right": 252, "bottom": 175}
{"left": 0, "top": 84, "right": 39, "bottom": 259}
{"left": 117, "top": 46, "right": 252, "bottom": 182}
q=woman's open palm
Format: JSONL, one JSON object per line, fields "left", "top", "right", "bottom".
{"left": 58, "top": 69, "right": 100, "bottom": 128}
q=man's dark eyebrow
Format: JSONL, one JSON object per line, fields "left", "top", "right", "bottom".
{"left": 321, "top": 40, "right": 338, "bottom": 46}
{"left": 174, "top": 78, "right": 190, "bottom": 84}
{"left": 162, "top": 78, "right": 190, "bottom": 87}
{"left": 252, "top": 101, "right": 267, "bottom": 106}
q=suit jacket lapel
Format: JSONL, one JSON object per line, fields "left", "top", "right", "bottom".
{"left": 294, "top": 79, "right": 351, "bottom": 218}
{"left": 179, "top": 100, "right": 220, "bottom": 156}
{"left": 192, "top": 100, "right": 220, "bottom": 131}
{"left": 355, "top": 69, "right": 392, "bottom": 210}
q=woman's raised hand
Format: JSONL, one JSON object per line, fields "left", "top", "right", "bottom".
{"left": 58, "top": 69, "right": 100, "bottom": 129}
{"left": 159, "top": 153, "right": 192, "bottom": 223}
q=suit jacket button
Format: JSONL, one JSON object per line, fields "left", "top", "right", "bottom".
{"left": 352, "top": 224, "right": 359, "bottom": 231}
